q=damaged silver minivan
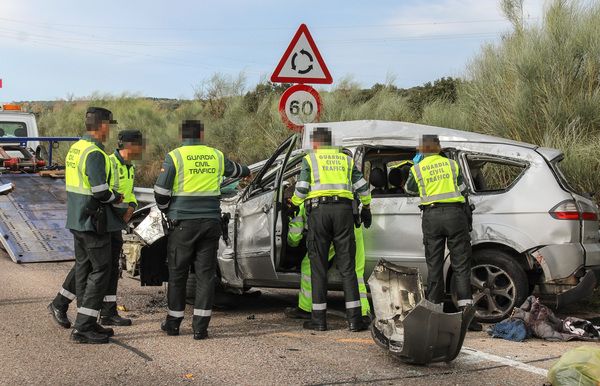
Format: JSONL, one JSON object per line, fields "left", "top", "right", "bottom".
{"left": 128, "top": 120, "right": 600, "bottom": 322}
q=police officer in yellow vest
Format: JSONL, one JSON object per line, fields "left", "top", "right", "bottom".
{"left": 49, "top": 107, "right": 123, "bottom": 344}
{"left": 154, "top": 120, "right": 250, "bottom": 340}
{"left": 102, "top": 130, "right": 143, "bottom": 323}
{"left": 48, "top": 129, "right": 143, "bottom": 334}
{"left": 404, "top": 134, "right": 482, "bottom": 331}
{"left": 290, "top": 127, "right": 372, "bottom": 332}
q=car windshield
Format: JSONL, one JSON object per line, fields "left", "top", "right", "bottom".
{"left": 0, "top": 121, "right": 28, "bottom": 137}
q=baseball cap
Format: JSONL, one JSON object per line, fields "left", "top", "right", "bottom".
{"left": 85, "top": 107, "right": 118, "bottom": 126}
{"left": 118, "top": 129, "right": 143, "bottom": 145}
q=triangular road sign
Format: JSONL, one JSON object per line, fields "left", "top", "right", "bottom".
{"left": 271, "top": 24, "right": 333, "bottom": 84}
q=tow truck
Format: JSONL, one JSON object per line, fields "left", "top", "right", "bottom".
{"left": 0, "top": 104, "right": 80, "bottom": 263}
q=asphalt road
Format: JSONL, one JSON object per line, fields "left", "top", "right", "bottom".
{"left": 0, "top": 252, "right": 598, "bottom": 386}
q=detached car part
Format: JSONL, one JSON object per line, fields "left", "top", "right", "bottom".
{"left": 121, "top": 205, "right": 169, "bottom": 286}
{"left": 369, "top": 259, "right": 475, "bottom": 365}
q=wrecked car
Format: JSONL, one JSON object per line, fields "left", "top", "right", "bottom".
{"left": 126, "top": 120, "right": 600, "bottom": 322}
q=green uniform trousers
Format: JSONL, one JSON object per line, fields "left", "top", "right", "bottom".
{"left": 298, "top": 226, "right": 370, "bottom": 316}
{"left": 421, "top": 204, "right": 473, "bottom": 305}
{"left": 165, "top": 218, "right": 221, "bottom": 333}
{"left": 53, "top": 232, "right": 123, "bottom": 319}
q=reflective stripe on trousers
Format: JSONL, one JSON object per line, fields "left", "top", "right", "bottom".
{"left": 168, "top": 309, "right": 185, "bottom": 318}
{"left": 78, "top": 307, "right": 100, "bottom": 318}
{"left": 193, "top": 309, "right": 212, "bottom": 317}
{"left": 60, "top": 287, "right": 76, "bottom": 301}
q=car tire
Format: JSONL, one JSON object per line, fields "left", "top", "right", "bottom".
{"left": 451, "top": 249, "right": 528, "bottom": 323}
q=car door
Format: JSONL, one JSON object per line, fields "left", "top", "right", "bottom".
{"left": 233, "top": 135, "right": 297, "bottom": 283}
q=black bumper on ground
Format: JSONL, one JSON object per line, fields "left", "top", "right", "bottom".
{"left": 556, "top": 269, "right": 598, "bottom": 308}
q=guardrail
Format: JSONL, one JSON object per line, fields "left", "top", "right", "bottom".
{"left": 0, "top": 136, "right": 80, "bottom": 166}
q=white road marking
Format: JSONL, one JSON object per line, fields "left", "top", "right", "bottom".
{"left": 462, "top": 346, "right": 549, "bottom": 377}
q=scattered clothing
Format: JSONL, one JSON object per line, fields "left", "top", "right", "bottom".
{"left": 488, "top": 318, "right": 529, "bottom": 342}
{"left": 563, "top": 317, "right": 600, "bottom": 339}
{"left": 488, "top": 296, "right": 600, "bottom": 342}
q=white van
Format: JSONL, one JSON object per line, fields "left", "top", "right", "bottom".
{"left": 0, "top": 104, "right": 40, "bottom": 151}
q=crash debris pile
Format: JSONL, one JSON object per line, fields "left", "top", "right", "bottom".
{"left": 488, "top": 296, "right": 600, "bottom": 342}
{"left": 369, "top": 260, "right": 474, "bottom": 365}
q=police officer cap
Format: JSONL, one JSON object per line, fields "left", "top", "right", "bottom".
{"left": 118, "top": 129, "right": 143, "bottom": 145}
{"left": 86, "top": 107, "right": 117, "bottom": 125}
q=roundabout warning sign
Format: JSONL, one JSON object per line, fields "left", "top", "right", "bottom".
{"left": 271, "top": 24, "right": 332, "bottom": 84}
{"left": 278, "top": 84, "right": 322, "bottom": 132}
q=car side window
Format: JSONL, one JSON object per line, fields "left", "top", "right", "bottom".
{"left": 464, "top": 154, "right": 528, "bottom": 194}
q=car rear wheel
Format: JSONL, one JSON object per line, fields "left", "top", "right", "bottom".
{"left": 451, "top": 249, "right": 528, "bottom": 323}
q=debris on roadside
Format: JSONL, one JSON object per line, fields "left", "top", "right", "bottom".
{"left": 488, "top": 296, "right": 600, "bottom": 342}
{"left": 487, "top": 318, "right": 529, "bottom": 342}
{"left": 117, "top": 305, "right": 128, "bottom": 312}
{"left": 369, "top": 259, "right": 474, "bottom": 365}
{"left": 548, "top": 346, "right": 600, "bottom": 385}
{"left": 142, "top": 294, "right": 168, "bottom": 314}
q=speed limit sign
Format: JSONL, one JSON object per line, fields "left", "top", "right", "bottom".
{"left": 278, "top": 84, "right": 322, "bottom": 132}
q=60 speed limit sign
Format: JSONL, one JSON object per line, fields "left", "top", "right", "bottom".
{"left": 278, "top": 84, "right": 322, "bottom": 132}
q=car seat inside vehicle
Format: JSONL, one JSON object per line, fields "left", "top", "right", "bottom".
{"left": 388, "top": 167, "right": 408, "bottom": 194}
{"left": 362, "top": 146, "right": 416, "bottom": 196}
{"left": 369, "top": 167, "right": 387, "bottom": 195}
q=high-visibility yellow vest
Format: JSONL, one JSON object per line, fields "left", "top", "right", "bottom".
{"left": 109, "top": 153, "right": 136, "bottom": 208}
{"left": 410, "top": 155, "right": 465, "bottom": 205}
{"left": 305, "top": 148, "right": 354, "bottom": 200}
{"left": 65, "top": 139, "right": 110, "bottom": 195}
{"left": 168, "top": 145, "right": 224, "bottom": 196}
{"left": 390, "top": 160, "right": 414, "bottom": 169}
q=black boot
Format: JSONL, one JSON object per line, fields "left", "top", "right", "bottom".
{"left": 101, "top": 314, "right": 133, "bottom": 326}
{"left": 193, "top": 330, "right": 208, "bottom": 340}
{"left": 303, "top": 310, "right": 327, "bottom": 331}
{"left": 93, "top": 323, "right": 114, "bottom": 337}
{"left": 47, "top": 303, "right": 71, "bottom": 329}
{"left": 347, "top": 306, "right": 368, "bottom": 332}
{"left": 284, "top": 307, "right": 311, "bottom": 320}
{"left": 161, "top": 317, "right": 182, "bottom": 336}
{"left": 71, "top": 329, "right": 109, "bottom": 344}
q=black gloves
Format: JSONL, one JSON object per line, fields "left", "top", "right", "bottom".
{"left": 287, "top": 199, "right": 299, "bottom": 217}
{"left": 360, "top": 206, "right": 372, "bottom": 229}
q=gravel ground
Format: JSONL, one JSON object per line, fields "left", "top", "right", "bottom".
{"left": 1, "top": 253, "right": 598, "bottom": 386}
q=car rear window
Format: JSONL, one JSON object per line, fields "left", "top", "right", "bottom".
{"left": 0, "top": 121, "right": 28, "bottom": 137}
{"left": 465, "top": 155, "right": 528, "bottom": 194}
{"left": 550, "top": 157, "right": 579, "bottom": 194}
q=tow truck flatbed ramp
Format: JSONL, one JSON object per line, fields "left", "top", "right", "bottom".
{"left": 0, "top": 174, "right": 74, "bottom": 263}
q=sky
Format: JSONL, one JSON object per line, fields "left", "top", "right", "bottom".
{"left": 0, "top": 0, "right": 547, "bottom": 101}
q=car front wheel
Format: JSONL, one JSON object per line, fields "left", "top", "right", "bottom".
{"left": 451, "top": 249, "right": 528, "bottom": 323}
